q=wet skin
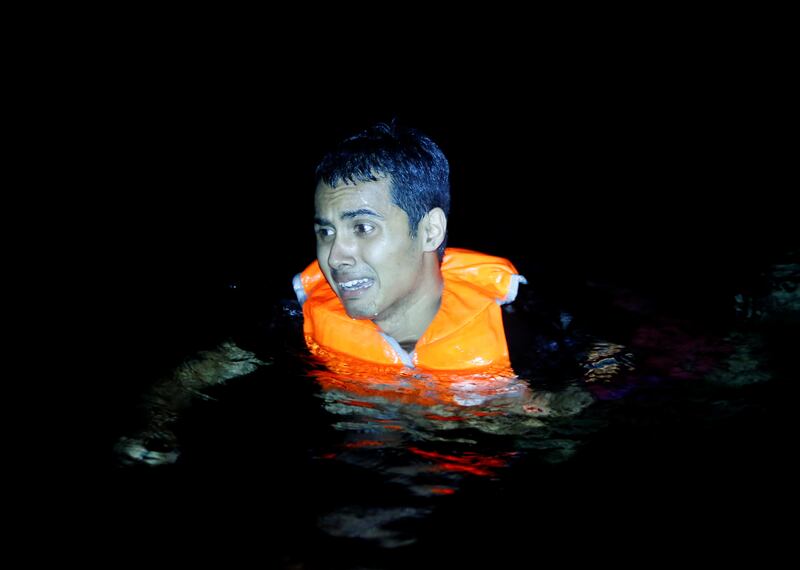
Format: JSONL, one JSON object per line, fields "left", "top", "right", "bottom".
{"left": 314, "top": 177, "right": 445, "bottom": 346}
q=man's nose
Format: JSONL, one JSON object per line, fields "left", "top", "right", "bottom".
{"left": 327, "top": 235, "right": 356, "bottom": 269}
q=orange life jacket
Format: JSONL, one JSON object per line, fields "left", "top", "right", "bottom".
{"left": 294, "top": 248, "right": 526, "bottom": 372}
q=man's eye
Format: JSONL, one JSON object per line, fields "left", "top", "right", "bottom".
{"left": 355, "top": 223, "right": 375, "bottom": 235}
{"left": 316, "top": 227, "right": 334, "bottom": 239}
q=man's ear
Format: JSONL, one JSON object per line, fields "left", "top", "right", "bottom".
{"left": 421, "top": 208, "right": 447, "bottom": 253}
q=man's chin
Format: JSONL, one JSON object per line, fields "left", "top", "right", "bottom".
{"left": 342, "top": 300, "right": 377, "bottom": 320}
{"left": 343, "top": 308, "right": 375, "bottom": 319}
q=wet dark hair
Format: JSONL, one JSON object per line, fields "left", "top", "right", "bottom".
{"left": 315, "top": 121, "right": 450, "bottom": 259}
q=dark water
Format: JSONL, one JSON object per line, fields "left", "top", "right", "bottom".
{"left": 46, "top": 56, "right": 797, "bottom": 568}
{"left": 95, "top": 246, "right": 797, "bottom": 569}
{"left": 73, "top": 105, "right": 795, "bottom": 567}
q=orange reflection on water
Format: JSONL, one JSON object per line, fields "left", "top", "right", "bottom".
{"left": 304, "top": 348, "right": 544, "bottom": 483}
{"left": 408, "top": 447, "right": 517, "bottom": 477}
{"left": 306, "top": 345, "right": 525, "bottom": 410}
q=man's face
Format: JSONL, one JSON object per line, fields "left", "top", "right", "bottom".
{"left": 314, "top": 177, "right": 426, "bottom": 321}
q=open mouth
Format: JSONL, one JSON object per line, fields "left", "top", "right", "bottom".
{"left": 337, "top": 277, "right": 375, "bottom": 299}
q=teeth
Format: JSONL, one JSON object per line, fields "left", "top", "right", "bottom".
{"left": 339, "top": 278, "right": 372, "bottom": 290}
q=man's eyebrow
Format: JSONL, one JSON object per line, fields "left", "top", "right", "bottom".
{"left": 341, "top": 208, "right": 384, "bottom": 220}
{"left": 314, "top": 209, "right": 384, "bottom": 226}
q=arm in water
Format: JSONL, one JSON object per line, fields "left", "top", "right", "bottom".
{"left": 112, "top": 294, "right": 305, "bottom": 466}
{"left": 114, "top": 340, "right": 268, "bottom": 466}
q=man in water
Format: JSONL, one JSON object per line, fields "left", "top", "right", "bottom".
{"left": 114, "top": 121, "right": 584, "bottom": 466}
{"left": 294, "top": 121, "right": 526, "bottom": 371}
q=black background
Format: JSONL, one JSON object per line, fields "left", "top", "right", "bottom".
{"left": 92, "top": 72, "right": 792, "bottom": 339}
{"left": 70, "top": 69, "right": 795, "bottom": 466}
{"left": 43, "top": 28, "right": 797, "bottom": 569}
{"left": 44, "top": 44, "right": 793, "bottom": 400}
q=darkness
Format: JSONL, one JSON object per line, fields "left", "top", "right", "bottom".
{"left": 75, "top": 71, "right": 796, "bottom": 455}
{"left": 58, "top": 57, "right": 796, "bottom": 567}
{"left": 95, "top": 81, "right": 792, "bottom": 350}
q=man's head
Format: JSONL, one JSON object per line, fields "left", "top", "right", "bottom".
{"left": 313, "top": 123, "right": 449, "bottom": 325}
{"left": 315, "top": 122, "right": 450, "bottom": 258}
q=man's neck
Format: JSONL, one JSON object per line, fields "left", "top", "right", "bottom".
{"left": 374, "top": 257, "right": 443, "bottom": 349}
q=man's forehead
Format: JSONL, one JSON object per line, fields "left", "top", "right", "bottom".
{"left": 314, "top": 178, "right": 394, "bottom": 212}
